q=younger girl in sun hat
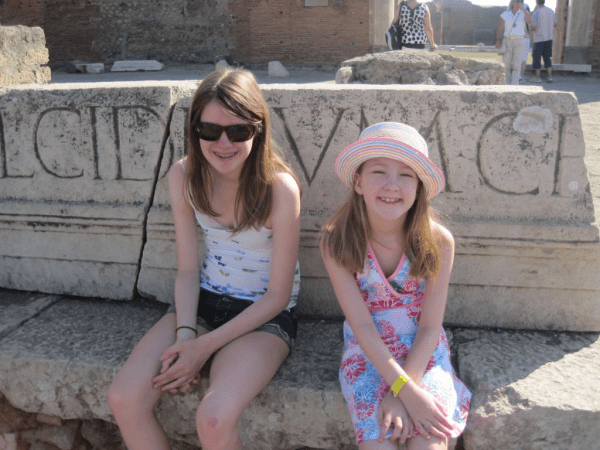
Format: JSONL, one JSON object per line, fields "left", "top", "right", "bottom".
{"left": 320, "top": 122, "right": 470, "bottom": 449}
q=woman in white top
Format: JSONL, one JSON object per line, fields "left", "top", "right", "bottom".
{"left": 496, "top": 0, "right": 532, "bottom": 85}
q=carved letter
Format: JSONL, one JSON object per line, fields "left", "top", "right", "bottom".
{"left": 112, "top": 106, "right": 165, "bottom": 181}
{"left": 34, "top": 107, "right": 84, "bottom": 179}
{"left": 273, "top": 107, "right": 346, "bottom": 186}
{"left": 0, "top": 111, "right": 34, "bottom": 179}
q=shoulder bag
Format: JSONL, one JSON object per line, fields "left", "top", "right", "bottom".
{"left": 385, "top": 1, "right": 405, "bottom": 51}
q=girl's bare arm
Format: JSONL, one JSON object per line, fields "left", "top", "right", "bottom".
{"left": 401, "top": 223, "right": 454, "bottom": 384}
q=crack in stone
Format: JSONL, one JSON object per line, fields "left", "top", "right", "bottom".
{"left": 132, "top": 100, "right": 177, "bottom": 299}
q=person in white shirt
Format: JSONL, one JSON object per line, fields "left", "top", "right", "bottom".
{"left": 496, "top": 0, "right": 532, "bottom": 85}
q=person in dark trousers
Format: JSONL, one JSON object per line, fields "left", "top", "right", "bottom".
{"left": 531, "top": 0, "right": 557, "bottom": 83}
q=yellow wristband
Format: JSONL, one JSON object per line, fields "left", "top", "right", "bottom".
{"left": 391, "top": 375, "right": 411, "bottom": 395}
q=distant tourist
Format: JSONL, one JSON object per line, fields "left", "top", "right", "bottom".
{"left": 496, "top": 0, "right": 532, "bottom": 85}
{"left": 531, "top": 0, "right": 557, "bottom": 83}
{"left": 392, "top": 0, "right": 438, "bottom": 51}
{"left": 520, "top": 3, "right": 533, "bottom": 84}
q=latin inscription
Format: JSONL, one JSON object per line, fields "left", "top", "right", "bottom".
{"left": 0, "top": 102, "right": 570, "bottom": 199}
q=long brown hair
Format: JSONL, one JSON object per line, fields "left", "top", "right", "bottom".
{"left": 186, "top": 67, "right": 300, "bottom": 232}
{"left": 323, "top": 171, "right": 441, "bottom": 279}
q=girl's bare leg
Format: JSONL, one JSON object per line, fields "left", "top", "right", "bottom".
{"left": 108, "top": 314, "right": 202, "bottom": 450}
{"left": 359, "top": 439, "right": 400, "bottom": 449}
{"left": 195, "top": 331, "right": 289, "bottom": 450}
{"left": 407, "top": 434, "right": 448, "bottom": 450}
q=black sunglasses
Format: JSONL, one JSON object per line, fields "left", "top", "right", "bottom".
{"left": 194, "top": 122, "right": 261, "bottom": 142}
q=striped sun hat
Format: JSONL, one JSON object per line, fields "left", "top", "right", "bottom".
{"left": 334, "top": 122, "right": 445, "bottom": 199}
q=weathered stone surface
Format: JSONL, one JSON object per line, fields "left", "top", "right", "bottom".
{"left": 268, "top": 61, "right": 290, "bottom": 78}
{"left": 0, "top": 297, "right": 355, "bottom": 450}
{"left": 0, "top": 66, "right": 51, "bottom": 85}
{"left": 0, "top": 291, "right": 59, "bottom": 340}
{"left": 0, "top": 26, "right": 49, "bottom": 68}
{"left": 110, "top": 60, "right": 164, "bottom": 72}
{"left": 140, "top": 84, "right": 599, "bottom": 330}
{"left": 0, "top": 85, "right": 174, "bottom": 300}
{"left": 459, "top": 330, "right": 600, "bottom": 450}
{"left": 80, "top": 420, "right": 125, "bottom": 450}
{"left": 0, "top": 392, "right": 39, "bottom": 432}
{"left": 1, "top": 81, "right": 598, "bottom": 329}
{"left": 35, "top": 415, "right": 62, "bottom": 428}
{"left": 84, "top": 64, "right": 105, "bottom": 74}
{"left": 22, "top": 421, "right": 80, "bottom": 450}
{"left": 215, "top": 59, "right": 230, "bottom": 69}
{"left": 337, "top": 50, "right": 505, "bottom": 85}
{"left": 335, "top": 66, "right": 353, "bottom": 84}
{"left": 0, "top": 298, "right": 164, "bottom": 419}
{"left": 0, "top": 26, "right": 50, "bottom": 86}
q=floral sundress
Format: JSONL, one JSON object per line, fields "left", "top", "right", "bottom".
{"left": 339, "top": 243, "right": 471, "bottom": 444}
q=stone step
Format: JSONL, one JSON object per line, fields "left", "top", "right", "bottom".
{"left": 0, "top": 290, "right": 599, "bottom": 450}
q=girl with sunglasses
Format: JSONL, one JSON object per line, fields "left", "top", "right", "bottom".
{"left": 108, "top": 67, "right": 302, "bottom": 450}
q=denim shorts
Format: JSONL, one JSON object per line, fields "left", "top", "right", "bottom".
{"left": 167, "top": 289, "right": 297, "bottom": 349}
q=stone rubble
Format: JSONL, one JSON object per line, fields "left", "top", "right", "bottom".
{"left": 110, "top": 60, "right": 164, "bottom": 72}
{"left": 0, "top": 26, "right": 51, "bottom": 85}
{"left": 268, "top": 60, "right": 290, "bottom": 77}
{"left": 336, "top": 50, "right": 505, "bottom": 85}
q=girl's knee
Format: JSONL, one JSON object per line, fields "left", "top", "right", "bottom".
{"left": 107, "top": 377, "right": 155, "bottom": 418}
{"left": 195, "top": 397, "right": 240, "bottom": 441}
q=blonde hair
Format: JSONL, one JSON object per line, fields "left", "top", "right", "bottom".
{"left": 322, "top": 170, "right": 441, "bottom": 279}
{"left": 186, "top": 67, "right": 300, "bottom": 232}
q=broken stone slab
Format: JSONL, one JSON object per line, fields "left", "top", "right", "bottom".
{"left": 0, "top": 291, "right": 60, "bottom": 340}
{"left": 0, "top": 26, "right": 49, "bottom": 68}
{"left": 110, "top": 60, "right": 164, "bottom": 72}
{"left": 0, "top": 84, "right": 173, "bottom": 300}
{"left": 337, "top": 50, "right": 505, "bottom": 85}
{"left": 66, "top": 61, "right": 105, "bottom": 74}
{"left": 268, "top": 61, "right": 290, "bottom": 77}
{"left": 458, "top": 330, "right": 600, "bottom": 450}
{"left": 139, "top": 84, "right": 600, "bottom": 330}
{"left": 335, "top": 66, "right": 353, "bottom": 84}
{"left": 215, "top": 59, "right": 230, "bottom": 69}
{"left": 0, "top": 297, "right": 355, "bottom": 450}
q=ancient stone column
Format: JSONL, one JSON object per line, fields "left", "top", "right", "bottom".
{"left": 564, "top": 0, "right": 595, "bottom": 64}
{"left": 371, "top": 0, "right": 395, "bottom": 52}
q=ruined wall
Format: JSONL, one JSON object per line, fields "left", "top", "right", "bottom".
{"left": 229, "top": 0, "right": 371, "bottom": 65}
{"left": 0, "top": 0, "right": 232, "bottom": 67}
{"left": 0, "top": 0, "right": 375, "bottom": 67}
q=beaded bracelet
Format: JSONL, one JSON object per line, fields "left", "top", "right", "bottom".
{"left": 176, "top": 325, "right": 197, "bottom": 335}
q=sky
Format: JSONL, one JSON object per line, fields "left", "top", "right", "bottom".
{"left": 469, "top": 0, "right": 557, "bottom": 10}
